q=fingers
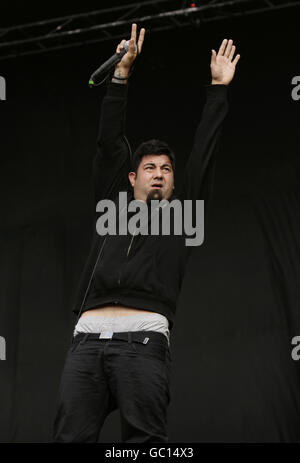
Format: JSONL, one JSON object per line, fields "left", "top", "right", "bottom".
{"left": 131, "top": 23, "right": 137, "bottom": 43}
{"left": 218, "top": 38, "right": 234, "bottom": 58}
{"left": 211, "top": 49, "right": 216, "bottom": 66}
{"left": 217, "top": 39, "right": 227, "bottom": 56}
{"left": 224, "top": 39, "right": 233, "bottom": 58}
{"left": 216, "top": 38, "right": 240, "bottom": 64}
{"left": 116, "top": 24, "right": 146, "bottom": 58}
{"left": 116, "top": 39, "right": 126, "bottom": 54}
{"left": 232, "top": 54, "right": 241, "bottom": 66}
{"left": 228, "top": 44, "right": 236, "bottom": 61}
{"left": 137, "top": 27, "right": 146, "bottom": 53}
{"left": 128, "top": 38, "right": 135, "bottom": 55}
{"left": 130, "top": 23, "right": 146, "bottom": 54}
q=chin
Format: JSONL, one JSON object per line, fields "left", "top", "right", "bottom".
{"left": 146, "top": 189, "right": 163, "bottom": 203}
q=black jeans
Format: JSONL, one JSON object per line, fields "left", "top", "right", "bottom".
{"left": 52, "top": 330, "right": 172, "bottom": 443}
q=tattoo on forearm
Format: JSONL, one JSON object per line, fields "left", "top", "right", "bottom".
{"left": 112, "top": 69, "right": 128, "bottom": 85}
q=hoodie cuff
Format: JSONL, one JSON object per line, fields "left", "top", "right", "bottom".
{"left": 205, "top": 83, "right": 228, "bottom": 100}
{"left": 106, "top": 81, "right": 129, "bottom": 98}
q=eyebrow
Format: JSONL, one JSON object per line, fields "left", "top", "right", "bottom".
{"left": 143, "top": 162, "right": 172, "bottom": 168}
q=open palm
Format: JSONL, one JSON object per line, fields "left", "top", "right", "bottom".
{"left": 211, "top": 39, "right": 240, "bottom": 85}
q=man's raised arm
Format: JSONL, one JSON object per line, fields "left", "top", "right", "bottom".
{"left": 182, "top": 39, "right": 240, "bottom": 203}
{"left": 93, "top": 24, "right": 145, "bottom": 205}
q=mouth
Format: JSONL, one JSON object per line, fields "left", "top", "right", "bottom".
{"left": 151, "top": 183, "right": 163, "bottom": 189}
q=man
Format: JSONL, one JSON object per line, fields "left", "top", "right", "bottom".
{"left": 52, "top": 24, "right": 240, "bottom": 443}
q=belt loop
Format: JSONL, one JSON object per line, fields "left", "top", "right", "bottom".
{"left": 128, "top": 332, "right": 132, "bottom": 344}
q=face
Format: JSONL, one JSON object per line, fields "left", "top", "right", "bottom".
{"left": 128, "top": 154, "right": 175, "bottom": 202}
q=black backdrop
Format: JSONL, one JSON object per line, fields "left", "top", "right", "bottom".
{"left": 1, "top": 3, "right": 300, "bottom": 442}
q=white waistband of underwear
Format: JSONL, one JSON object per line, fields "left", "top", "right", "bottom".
{"left": 74, "top": 311, "right": 170, "bottom": 344}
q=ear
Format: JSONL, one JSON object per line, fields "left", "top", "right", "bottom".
{"left": 128, "top": 171, "right": 136, "bottom": 187}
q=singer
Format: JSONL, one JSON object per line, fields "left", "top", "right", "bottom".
{"left": 52, "top": 23, "right": 240, "bottom": 443}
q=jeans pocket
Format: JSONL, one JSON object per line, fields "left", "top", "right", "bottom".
{"left": 131, "top": 339, "right": 168, "bottom": 362}
{"left": 70, "top": 337, "right": 82, "bottom": 353}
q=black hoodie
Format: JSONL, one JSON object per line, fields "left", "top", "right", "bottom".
{"left": 72, "top": 81, "right": 228, "bottom": 330}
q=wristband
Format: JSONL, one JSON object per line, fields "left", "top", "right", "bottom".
{"left": 112, "top": 75, "right": 129, "bottom": 80}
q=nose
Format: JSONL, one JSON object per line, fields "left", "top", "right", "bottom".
{"left": 153, "top": 168, "right": 163, "bottom": 179}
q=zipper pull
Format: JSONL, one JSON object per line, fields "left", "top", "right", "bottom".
{"left": 127, "top": 230, "right": 136, "bottom": 257}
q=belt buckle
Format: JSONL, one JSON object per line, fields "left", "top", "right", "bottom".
{"left": 143, "top": 337, "right": 149, "bottom": 344}
{"left": 99, "top": 331, "right": 113, "bottom": 339}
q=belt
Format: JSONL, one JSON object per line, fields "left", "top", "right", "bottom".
{"left": 73, "top": 330, "right": 167, "bottom": 346}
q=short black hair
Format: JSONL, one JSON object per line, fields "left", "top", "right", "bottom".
{"left": 131, "top": 139, "right": 175, "bottom": 174}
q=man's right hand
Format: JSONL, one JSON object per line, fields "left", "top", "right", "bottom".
{"left": 113, "top": 23, "right": 146, "bottom": 82}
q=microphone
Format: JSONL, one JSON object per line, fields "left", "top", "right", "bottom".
{"left": 89, "top": 40, "right": 137, "bottom": 87}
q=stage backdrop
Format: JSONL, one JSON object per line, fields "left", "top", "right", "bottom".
{"left": 1, "top": 5, "right": 300, "bottom": 442}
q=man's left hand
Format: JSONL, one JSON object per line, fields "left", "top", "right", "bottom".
{"left": 211, "top": 39, "right": 240, "bottom": 85}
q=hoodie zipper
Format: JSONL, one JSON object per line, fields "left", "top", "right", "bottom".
{"left": 117, "top": 230, "right": 136, "bottom": 286}
{"left": 127, "top": 230, "right": 136, "bottom": 257}
{"left": 119, "top": 201, "right": 168, "bottom": 284}
{"left": 77, "top": 136, "right": 132, "bottom": 305}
